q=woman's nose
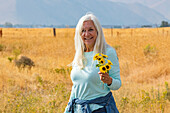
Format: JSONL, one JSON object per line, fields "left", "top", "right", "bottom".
{"left": 84, "top": 31, "right": 90, "bottom": 36}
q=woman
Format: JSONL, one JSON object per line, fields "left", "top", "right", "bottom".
{"left": 64, "top": 13, "right": 121, "bottom": 113}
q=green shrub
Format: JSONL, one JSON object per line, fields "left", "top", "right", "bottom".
{"left": 0, "top": 44, "right": 6, "bottom": 51}
{"left": 144, "top": 44, "right": 157, "bottom": 57}
{"left": 8, "top": 57, "right": 14, "bottom": 62}
{"left": 55, "top": 67, "right": 72, "bottom": 75}
{"left": 13, "top": 49, "right": 21, "bottom": 59}
{"left": 112, "top": 45, "right": 121, "bottom": 50}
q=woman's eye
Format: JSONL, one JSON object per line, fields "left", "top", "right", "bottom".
{"left": 82, "top": 30, "right": 85, "bottom": 32}
{"left": 89, "top": 29, "right": 93, "bottom": 31}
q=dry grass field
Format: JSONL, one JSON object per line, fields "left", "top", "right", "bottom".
{"left": 0, "top": 27, "right": 170, "bottom": 113}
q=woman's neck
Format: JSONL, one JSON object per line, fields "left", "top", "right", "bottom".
{"left": 84, "top": 47, "right": 94, "bottom": 52}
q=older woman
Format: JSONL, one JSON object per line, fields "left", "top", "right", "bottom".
{"left": 64, "top": 13, "right": 121, "bottom": 113}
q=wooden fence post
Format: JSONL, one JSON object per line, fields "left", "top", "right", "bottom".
{"left": 111, "top": 26, "right": 113, "bottom": 37}
{"left": 0, "top": 29, "right": 2, "bottom": 38}
{"left": 53, "top": 28, "right": 56, "bottom": 37}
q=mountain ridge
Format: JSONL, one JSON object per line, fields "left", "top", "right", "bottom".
{"left": 0, "top": 0, "right": 169, "bottom": 25}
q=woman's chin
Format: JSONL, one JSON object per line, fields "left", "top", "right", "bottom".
{"left": 85, "top": 43, "right": 93, "bottom": 47}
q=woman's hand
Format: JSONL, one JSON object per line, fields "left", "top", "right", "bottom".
{"left": 98, "top": 71, "right": 112, "bottom": 86}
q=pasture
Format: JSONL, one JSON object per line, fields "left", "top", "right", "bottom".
{"left": 0, "top": 27, "right": 170, "bottom": 113}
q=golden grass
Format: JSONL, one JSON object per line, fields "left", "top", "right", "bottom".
{"left": 2, "top": 28, "right": 54, "bottom": 38}
{"left": 0, "top": 27, "right": 170, "bottom": 112}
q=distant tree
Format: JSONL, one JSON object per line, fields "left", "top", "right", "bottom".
{"left": 114, "top": 25, "right": 122, "bottom": 28}
{"left": 4, "top": 22, "right": 13, "bottom": 28}
{"left": 160, "top": 21, "right": 169, "bottom": 27}
{"left": 141, "top": 25, "right": 152, "bottom": 28}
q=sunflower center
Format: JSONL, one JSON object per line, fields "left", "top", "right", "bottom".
{"left": 102, "top": 67, "right": 106, "bottom": 71}
{"left": 106, "top": 65, "right": 109, "bottom": 69}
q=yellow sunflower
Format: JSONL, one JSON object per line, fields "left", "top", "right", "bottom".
{"left": 93, "top": 53, "right": 100, "bottom": 60}
{"left": 99, "top": 65, "right": 107, "bottom": 73}
{"left": 105, "top": 63, "right": 111, "bottom": 71}
{"left": 101, "top": 53, "right": 104, "bottom": 56}
{"left": 101, "top": 53, "right": 108, "bottom": 58}
{"left": 97, "top": 56, "right": 102, "bottom": 61}
{"left": 99, "top": 58, "right": 105, "bottom": 65}
{"left": 107, "top": 60, "right": 113, "bottom": 65}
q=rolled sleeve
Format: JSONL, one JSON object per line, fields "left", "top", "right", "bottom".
{"left": 106, "top": 47, "right": 121, "bottom": 90}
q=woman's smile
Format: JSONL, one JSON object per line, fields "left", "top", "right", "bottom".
{"left": 84, "top": 37, "right": 93, "bottom": 40}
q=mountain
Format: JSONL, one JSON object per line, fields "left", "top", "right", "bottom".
{"left": 0, "top": 0, "right": 169, "bottom": 25}
{"left": 0, "top": 0, "right": 17, "bottom": 23}
{"left": 109, "top": 0, "right": 161, "bottom": 7}
{"left": 151, "top": 0, "right": 170, "bottom": 20}
{"left": 121, "top": 3, "right": 168, "bottom": 24}
{"left": 15, "top": 0, "right": 151, "bottom": 25}
{"left": 110, "top": 0, "right": 170, "bottom": 21}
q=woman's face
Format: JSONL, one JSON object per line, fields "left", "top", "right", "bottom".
{"left": 81, "top": 20, "right": 98, "bottom": 51}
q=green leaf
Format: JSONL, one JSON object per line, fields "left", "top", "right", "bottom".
{"left": 96, "top": 64, "right": 100, "bottom": 67}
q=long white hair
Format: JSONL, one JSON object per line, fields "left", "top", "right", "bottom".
{"left": 72, "top": 13, "right": 109, "bottom": 69}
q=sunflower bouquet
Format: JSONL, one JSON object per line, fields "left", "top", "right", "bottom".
{"left": 93, "top": 53, "right": 113, "bottom": 88}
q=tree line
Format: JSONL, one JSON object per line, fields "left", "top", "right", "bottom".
{"left": 0, "top": 21, "right": 170, "bottom": 28}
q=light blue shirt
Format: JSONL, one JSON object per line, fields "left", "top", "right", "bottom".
{"left": 65, "top": 47, "right": 121, "bottom": 113}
